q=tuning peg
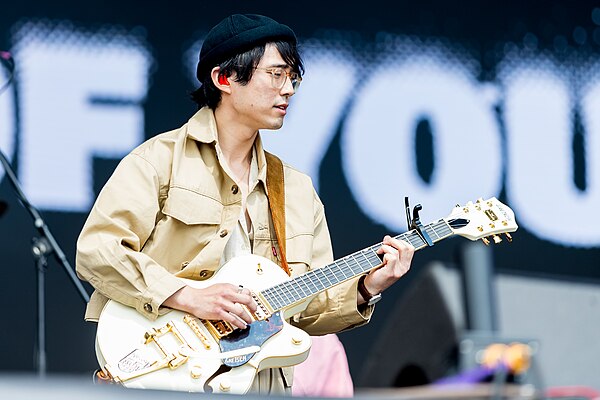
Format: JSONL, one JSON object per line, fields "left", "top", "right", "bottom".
{"left": 504, "top": 233, "right": 513, "bottom": 242}
{"left": 482, "top": 237, "right": 490, "bottom": 246}
{"left": 493, "top": 235, "right": 502, "bottom": 244}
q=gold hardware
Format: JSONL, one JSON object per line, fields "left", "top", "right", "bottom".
{"left": 477, "top": 226, "right": 484, "bottom": 232}
{"left": 482, "top": 237, "right": 490, "bottom": 246}
{"left": 257, "top": 263, "right": 263, "bottom": 274}
{"left": 190, "top": 365, "right": 202, "bottom": 379}
{"left": 107, "top": 321, "right": 193, "bottom": 384}
{"left": 463, "top": 207, "right": 469, "bottom": 213}
{"left": 489, "top": 222, "right": 496, "bottom": 229}
{"left": 502, "top": 220, "right": 508, "bottom": 226}
{"left": 220, "top": 379, "right": 232, "bottom": 392}
{"left": 493, "top": 235, "right": 502, "bottom": 244}
{"left": 203, "top": 319, "right": 234, "bottom": 341}
{"left": 253, "top": 292, "right": 274, "bottom": 318}
{"left": 487, "top": 201, "right": 493, "bottom": 207}
{"left": 183, "top": 315, "right": 212, "bottom": 349}
{"left": 475, "top": 205, "right": 481, "bottom": 211}
{"left": 105, "top": 358, "right": 172, "bottom": 384}
{"left": 485, "top": 209, "right": 498, "bottom": 221}
{"left": 292, "top": 336, "right": 303, "bottom": 345}
{"left": 144, "top": 322, "right": 191, "bottom": 359}
{"left": 504, "top": 233, "right": 513, "bottom": 242}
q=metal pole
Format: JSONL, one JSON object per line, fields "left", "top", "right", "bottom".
{"left": 460, "top": 241, "right": 497, "bottom": 332}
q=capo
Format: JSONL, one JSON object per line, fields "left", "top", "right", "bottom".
{"left": 404, "top": 197, "right": 434, "bottom": 247}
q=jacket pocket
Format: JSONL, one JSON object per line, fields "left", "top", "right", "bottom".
{"left": 162, "top": 186, "right": 222, "bottom": 225}
{"left": 143, "top": 186, "right": 223, "bottom": 270}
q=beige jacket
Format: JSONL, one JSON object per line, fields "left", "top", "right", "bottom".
{"left": 76, "top": 107, "right": 372, "bottom": 343}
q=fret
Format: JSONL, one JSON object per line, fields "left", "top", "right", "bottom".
{"left": 364, "top": 251, "right": 382, "bottom": 269}
{"left": 343, "top": 256, "right": 362, "bottom": 275}
{"left": 313, "top": 268, "right": 331, "bottom": 289}
{"left": 335, "top": 263, "right": 350, "bottom": 280}
{"left": 296, "top": 275, "right": 311, "bottom": 297}
{"left": 350, "top": 252, "right": 369, "bottom": 274}
{"left": 335, "top": 260, "right": 351, "bottom": 279}
{"left": 276, "top": 282, "right": 294, "bottom": 305}
{"left": 269, "top": 286, "right": 285, "bottom": 308}
{"left": 275, "top": 283, "right": 291, "bottom": 304}
{"left": 427, "top": 224, "right": 441, "bottom": 241}
{"left": 304, "top": 273, "right": 320, "bottom": 294}
{"left": 323, "top": 266, "right": 338, "bottom": 286}
{"left": 263, "top": 289, "right": 281, "bottom": 310}
{"left": 286, "top": 279, "right": 304, "bottom": 300}
{"left": 401, "top": 228, "right": 429, "bottom": 250}
{"left": 327, "top": 266, "right": 343, "bottom": 284}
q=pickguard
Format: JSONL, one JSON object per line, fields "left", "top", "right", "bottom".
{"left": 219, "top": 311, "right": 284, "bottom": 367}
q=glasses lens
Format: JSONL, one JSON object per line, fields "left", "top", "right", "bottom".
{"left": 267, "top": 68, "right": 302, "bottom": 90}
{"left": 291, "top": 74, "right": 301, "bottom": 90}
{"left": 269, "top": 68, "right": 285, "bottom": 88}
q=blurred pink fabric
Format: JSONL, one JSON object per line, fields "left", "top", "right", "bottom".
{"left": 292, "top": 334, "right": 354, "bottom": 397}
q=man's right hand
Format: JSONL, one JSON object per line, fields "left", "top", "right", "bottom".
{"left": 163, "top": 283, "right": 257, "bottom": 330}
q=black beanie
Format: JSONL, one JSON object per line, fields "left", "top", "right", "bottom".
{"left": 196, "top": 14, "right": 297, "bottom": 80}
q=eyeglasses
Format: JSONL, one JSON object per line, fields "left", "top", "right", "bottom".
{"left": 255, "top": 67, "right": 302, "bottom": 91}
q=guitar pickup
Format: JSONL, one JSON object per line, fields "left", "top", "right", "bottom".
{"left": 203, "top": 319, "right": 234, "bottom": 340}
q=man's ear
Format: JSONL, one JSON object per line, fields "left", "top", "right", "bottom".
{"left": 211, "top": 67, "right": 231, "bottom": 93}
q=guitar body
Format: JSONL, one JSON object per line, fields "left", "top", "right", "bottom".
{"left": 96, "top": 254, "right": 312, "bottom": 394}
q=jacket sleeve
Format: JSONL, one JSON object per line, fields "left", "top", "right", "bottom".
{"left": 292, "top": 189, "right": 375, "bottom": 335}
{"left": 76, "top": 152, "right": 186, "bottom": 321}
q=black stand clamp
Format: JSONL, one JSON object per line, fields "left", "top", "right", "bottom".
{"left": 405, "top": 197, "right": 434, "bottom": 247}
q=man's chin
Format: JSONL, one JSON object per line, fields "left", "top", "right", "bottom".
{"left": 267, "top": 119, "right": 285, "bottom": 131}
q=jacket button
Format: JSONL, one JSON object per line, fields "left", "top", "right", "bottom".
{"left": 199, "top": 270, "right": 212, "bottom": 279}
{"left": 219, "top": 229, "right": 228, "bottom": 238}
{"left": 144, "top": 303, "right": 153, "bottom": 313}
{"left": 231, "top": 185, "right": 239, "bottom": 194}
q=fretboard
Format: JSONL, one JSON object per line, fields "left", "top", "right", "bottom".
{"left": 260, "top": 218, "right": 454, "bottom": 311}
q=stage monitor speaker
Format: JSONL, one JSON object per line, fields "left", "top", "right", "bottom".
{"left": 358, "top": 262, "right": 465, "bottom": 387}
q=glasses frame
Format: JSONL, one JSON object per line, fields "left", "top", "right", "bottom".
{"left": 254, "top": 67, "right": 302, "bottom": 91}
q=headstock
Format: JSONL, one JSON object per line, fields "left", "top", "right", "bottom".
{"left": 446, "top": 197, "right": 518, "bottom": 244}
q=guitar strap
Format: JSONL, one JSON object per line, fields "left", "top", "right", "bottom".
{"left": 265, "top": 151, "right": 290, "bottom": 276}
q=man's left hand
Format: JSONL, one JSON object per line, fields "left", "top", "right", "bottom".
{"left": 358, "top": 235, "right": 415, "bottom": 304}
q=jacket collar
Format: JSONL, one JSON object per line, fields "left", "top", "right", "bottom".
{"left": 186, "top": 108, "right": 268, "bottom": 188}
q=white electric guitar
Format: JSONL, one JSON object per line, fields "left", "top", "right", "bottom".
{"left": 95, "top": 197, "right": 517, "bottom": 394}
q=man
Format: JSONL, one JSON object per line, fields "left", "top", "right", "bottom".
{"left": 76, "top": 14, "right": 414, "bottom": 394}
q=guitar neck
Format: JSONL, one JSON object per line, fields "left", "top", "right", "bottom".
{"left": 259, "top": 218, "right": 454, "bottom": 312}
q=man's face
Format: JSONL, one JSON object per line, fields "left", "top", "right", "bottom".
{"left": 228, "top": 43, "right": 296, "bottom": 132}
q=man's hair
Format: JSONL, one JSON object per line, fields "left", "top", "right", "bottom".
{"left": 190, "top": 40, "right": 304, "bottom": 110}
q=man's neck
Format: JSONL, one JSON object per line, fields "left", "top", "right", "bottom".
{"left": 213, "top": 106, "right": 257, "bottom": 183}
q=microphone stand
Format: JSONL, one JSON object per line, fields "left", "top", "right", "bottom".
{"left": 0, "top": 150, "right": 90, "bottom": 377}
